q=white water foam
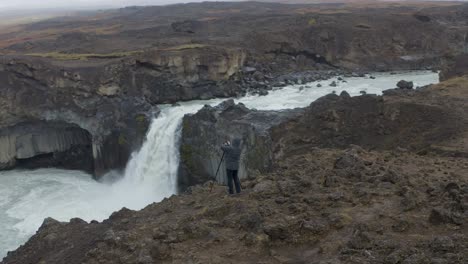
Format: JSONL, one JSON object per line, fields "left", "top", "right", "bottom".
{"left": 0, "top": 71, "right": 439, "bottom": 258}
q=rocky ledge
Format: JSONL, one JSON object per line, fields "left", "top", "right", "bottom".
{"left": 178, "top": 99, "right": 304, "bottom": 191}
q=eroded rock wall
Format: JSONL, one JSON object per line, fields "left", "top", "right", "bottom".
{"left": 0, "top": 45, "right": 247, "bottom": 176}
{"left": 439, "top": 54, "right": 468, "bottom": 81}
{"left": 0, "top": 57, "right": 153, "bottom": 177}
{"left": 178, "top": 100, "right": 303, "bottom": 191}
{"left": 0, "top": 122, "right": 94, "bottom": 172}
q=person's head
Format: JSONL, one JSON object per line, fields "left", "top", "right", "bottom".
{"left": 232, "top": 138, "right": 242, "bottom": 148}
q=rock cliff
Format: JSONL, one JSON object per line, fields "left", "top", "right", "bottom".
{"left": 0, "top": 45, "right": 246, "bottom": 175}
{"left": 440, "top": 54, "right": 468, "bottom": 81}
{"left": 0, "top": 56, "right": 153, "bottom": 177}
{"left": 178, "top": 100, "right": 303, "bottom": 191}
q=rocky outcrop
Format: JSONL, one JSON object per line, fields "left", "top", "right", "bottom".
{"left": 180, "top": 75, "right": 468, "bottom": 189}
{"left": 396, "top": 80, "right": 414, "bottom": 89}
{"left": 178, "top": 99, "right": 303, "bottom": 191}
{"left": 134, "top": 46, "right": 247, "bottom": 103}
{"left": 0, "top": 56, "right": 153, "bottom": 177}
{"left": 275, "top": 81, "right": 468, "bottom": 158}
{"left": 439, "top": 54, "right": 468, "bottom": 81}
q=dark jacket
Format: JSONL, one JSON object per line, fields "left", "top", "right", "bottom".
{"left": 221, "top": 139, "right": 242, "bottom": 170}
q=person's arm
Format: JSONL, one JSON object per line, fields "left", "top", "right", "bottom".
{"left": 221, "top": 141, "right": 232, "bottom": 151}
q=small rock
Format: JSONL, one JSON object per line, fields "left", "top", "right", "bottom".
{"left": 302, "top": 220, "right": 329, "bottom": 235}
{"left": 150, "top": 242, "right": 171, "bottom": 260}
{"left": 340, "top": 91, "right": 350, "bottom": 98}
{"left": 429, "top": 208, "right": 459, "bottom": 225}
{"left": 329, "top": 81, "right": 337, "bottom": 87}
{"left": 40, "top": 217, "right": 61, "bottom": 230}
{"left": 397, "top": 80, "right": 414, "bottom": 89}
{"left": 431, "top": 236, "right": 455, "bottom": 252}
{"left": 252, "top": 71, "right": 265, "bottom": 81}
{"left": 258, "top": 90, "right": 269, "bottom": 96}
{"left": 263, "top": 221, "right": 288, "bottom": 240}
{"left": 347, "top": 229, "right": 372, "bottom": 249}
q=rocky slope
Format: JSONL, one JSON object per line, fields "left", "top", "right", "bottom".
{"left": 3, "top": 74, "right": 467, "bottom": 264}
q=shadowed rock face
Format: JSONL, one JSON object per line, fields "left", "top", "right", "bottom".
{"left": 0, "top": 121, "right": 94, "bottom": 172}
{"left": 440, "top": 54, "right": 468, "bottom": 81}
{"left": 0, "top": 45, "right": 246, "bottom": 176}
{"left": 0, "top": 56, "right": 154, "bottom": 177}
{"left": 178, "top": 100, "right": 304, "bottom": 191}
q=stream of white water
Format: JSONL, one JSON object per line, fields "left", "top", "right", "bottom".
{"left": 0, "top": 71, "right": 439, "bottom": 258}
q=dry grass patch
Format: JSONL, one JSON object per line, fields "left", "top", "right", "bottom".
{"left": 27, "top": 51, "right": 143, "bottom": 60}
{"left": 162, "top": 44, "right": 208, "bottom": 51}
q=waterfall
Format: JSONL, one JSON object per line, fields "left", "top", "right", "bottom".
{"left": 117, "top": 104, "right": 208, "bottom": 199}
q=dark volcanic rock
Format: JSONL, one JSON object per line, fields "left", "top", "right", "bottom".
{"left": 171, "top": 20, "right": 202, "bottom": 34}
{"left": 178, "top": 99, "right": 304, "bottom": 191}
{"left": 0, "top": 57, "right": 154, "bottom": 177}
{"left": 397, "top": 80, "right": 414, "bottom": 89}
{"left": 0, "top": 122, "right": 94, "bottom": 173}
{"left": 440, "top": 54, "right": 468, "bottom": 81}
{"left": 275, "top": 82, "right": 468, "bottom": 157}
{"left": 0, "top": 44, "right": 247, "bottom": 176}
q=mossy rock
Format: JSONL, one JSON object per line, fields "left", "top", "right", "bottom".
{"left": 135, "top": 114, "right": 150, "bottom": 134}
{"left": 181, "top": 144, "right": 195, "bottom": 171}
{"left": 118, "top": 134, "right": 128, "bottom": 146}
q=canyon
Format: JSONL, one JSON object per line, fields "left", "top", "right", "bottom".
{"left": 0, "top": 1, "right": 467, "bottom": 263}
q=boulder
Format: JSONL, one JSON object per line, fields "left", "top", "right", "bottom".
{"left": 397, "top": 80, "right": 414, "bottom": 89}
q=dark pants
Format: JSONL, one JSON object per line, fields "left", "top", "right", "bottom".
{"left": 226, "top": 169, "right": 241, "bottom": 194}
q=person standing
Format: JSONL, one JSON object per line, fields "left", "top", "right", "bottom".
{"left": 221, "top": 138, "right": 242, "bottom": 194}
